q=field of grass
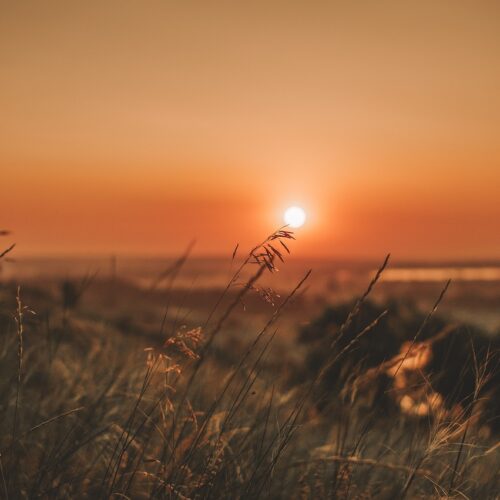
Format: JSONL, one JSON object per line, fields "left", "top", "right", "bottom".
{"left": 0, "top": 232, "right": 498, "bottom": 499}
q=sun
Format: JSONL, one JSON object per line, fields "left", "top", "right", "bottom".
{"left": 284, "top": 206, "right": 306, "bottom": 228}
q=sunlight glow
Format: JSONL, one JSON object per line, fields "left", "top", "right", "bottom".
{"left": 284, "top": 206, "right": 306, "bottom": 228}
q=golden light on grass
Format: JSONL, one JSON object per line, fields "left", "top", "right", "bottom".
{"left": 284, "top": 206, "right": 306, "bottom": 228}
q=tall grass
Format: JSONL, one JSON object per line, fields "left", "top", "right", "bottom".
{"left": 0, "top": 231, "right": 498, "bottom": 498}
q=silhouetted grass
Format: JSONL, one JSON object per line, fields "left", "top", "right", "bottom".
{"left": 0, "top": 231, "right": 498, "bottom": 499}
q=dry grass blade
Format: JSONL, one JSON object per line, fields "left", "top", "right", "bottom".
{"left": 28, "top": 407, "right": 85, "bottom": 434}
{"left": 0, "top": 244, "right": 15, "bottom": 260}
{"left": 447, "top": 339, "right": 492, "bottom": 495}
{"left": 150, "top": 240, "right": 196, "bottom": 291}
{"left": 231, "top": 243, "right": 239, "bottom": 261}
{"left": 330, "top": 253, "right": 390, "bottom": 348}
{"left": 12, "top": 287, "right": 24, "bottom": 446}
{"left": 392, "top": 279, "right": 451, "bottom": 378}
{"left": 0, "top": 453, "right": 7, "bottom": 500}
{"left": 292, "top": 455, "right": 439, "bottom": 483}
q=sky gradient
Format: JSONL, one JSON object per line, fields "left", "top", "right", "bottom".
{"left": 1, "top": 1, "right": 500, "bottom": 260}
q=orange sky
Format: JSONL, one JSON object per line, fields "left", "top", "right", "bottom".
{"left": 1, "top": 1, "right": 500, "bottom": 260}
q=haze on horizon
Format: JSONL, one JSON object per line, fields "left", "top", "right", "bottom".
{"left": 1, "top": 1, "right": 500, "bottom": 261}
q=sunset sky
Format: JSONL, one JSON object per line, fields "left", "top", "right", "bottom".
{"left": 1, "top": 1, "right": 500, "bottom": 260}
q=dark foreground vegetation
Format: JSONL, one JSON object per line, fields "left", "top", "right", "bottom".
{"left": 0, "top": 232, "right": 499, "bottom": 499}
